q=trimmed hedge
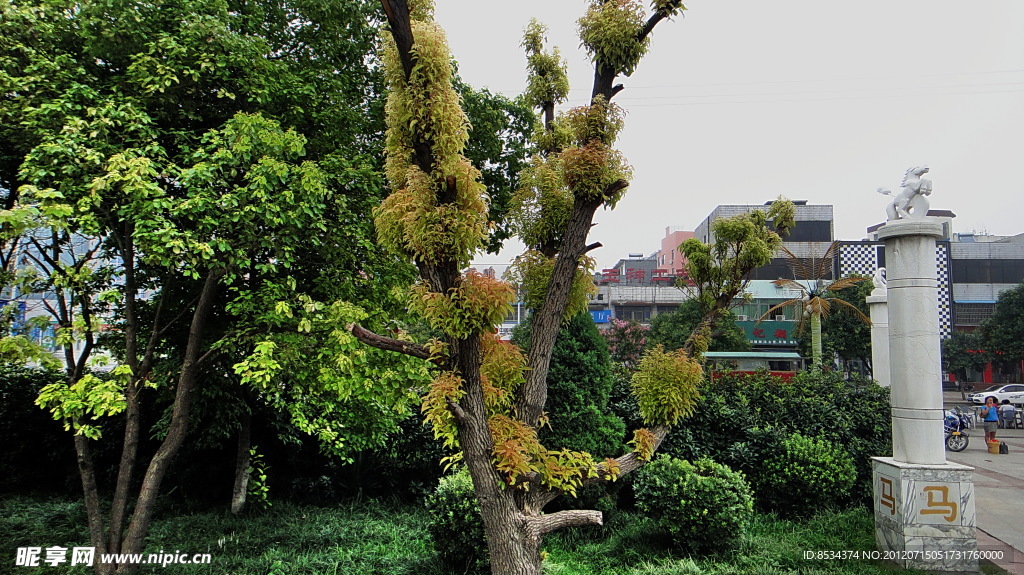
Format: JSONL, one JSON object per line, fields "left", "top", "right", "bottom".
{"left": 424, "top": 469, "right": 487, "bottom": 572}
{"left": 633, "top": 455, "right": 754, "bottom": 555}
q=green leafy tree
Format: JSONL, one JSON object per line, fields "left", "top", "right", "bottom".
{"left": 456, "top": 81, "right": 535, "bottom": 253}
{"left": 679, "top": 199, "right": 796, "bottom": 357}
{"left": 649, "top": 299, "right": 749, "bottom": 353}
{"left": 981, "top": 282, "right": 1024, "bottom": 364}
{"left": 0, "top": 1, "right": 428, "bottom": 571}
{"left": 353, "top": 3, "right": 795, "bottom": 573}
{"left": 942, "top": 330, "right": 989, "bottom": 383}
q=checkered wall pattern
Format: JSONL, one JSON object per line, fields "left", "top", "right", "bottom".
{"left": 837, "top": 242, "right": 952, "bottom": 338}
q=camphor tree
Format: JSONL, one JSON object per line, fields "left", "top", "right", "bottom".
{"left": 981, "top": 282, "right": 1024, "bottom": 367}
{"left": 0, "top": 0, "right": 430, "bottom": 571}
{"left": 353, "top": 2, "right": 793, "bottom": 573}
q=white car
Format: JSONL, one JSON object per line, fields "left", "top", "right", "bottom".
{"left": 967, "top": 384, "right": 1024, "bottom": 405}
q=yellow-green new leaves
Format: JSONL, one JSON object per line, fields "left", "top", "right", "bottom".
{"left": 522, "top": 19, "right": 570, "bottom": 109}
{"left": 408, "top": 269, "right": 514, "bottom": 339}
{"left": 480, "top": 333, "right": 526, "bottom": 415}
{"left": 506, "top": 250, "right": 596, "bottom": 319}
{"left": 629, "top": 428, "right": 657, "bottom": 461}
{"left": 561, "top": 140, "right": 631, "bottom": 206}
{"left": 510, "top": 100, "right": 630, "bottom": 251}
{"left": 509, "top": 156, "right": 573, "bottom": 248}
{"left": 382, "top": 20, "right": 468, "bottom": 182}
{"left": 578, "top": 0, "right": 650, "bottom": 77}
{"left": 631, "top": 346, "right": 702, "bottom": 426}
{"left": 377, "top": 13, "right": 489, "bottom": 267}
{"left": 423, "top": 370, "right": 466, "bottom": 451}
{"left": 489, "top": 414, "right": 601, "bottom": 496}
{"left": 374, "top": 160, "right": 488, "bottom": 266}
{"left": 36, "top": 367, "right": 132, "bottom": 440}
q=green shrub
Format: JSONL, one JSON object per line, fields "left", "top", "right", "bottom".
{"left": 0, "top": 366, "right": 79, "bottom": 493}
{"left": 654, "top": 370, "right": 891, "bottom": 509}
{"left": 512, "top": 313, "right": 626, "bottom": 458}
{"left": 424, "top": 469, "right": 487, "bottom": 572}
{"left": 759, "top": 433, "right": 856, "bottom": 517}
{"left": 633, "top": 455, "right": 754, "bottom": 555}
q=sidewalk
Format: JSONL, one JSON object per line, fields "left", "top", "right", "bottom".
{"left": 943, "top": 392, "right": 1024, "bottom": 575}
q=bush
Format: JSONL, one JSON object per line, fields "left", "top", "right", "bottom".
{"left": 512, "top": 313, "right": 626, "bottom": 458}
{"left": 655, "top": 370, "right": 891, "bottom": 508}
{"left": 424, "top": 469, "right": 487, "bottom": 572}
{"left": 759, "top": 432, "right": 856, "bottom": 517}
{"left": 633, "top": 455, "right": 754, "bottom": 555}
{"left": 0, "top": 366, "right": 79, "bottom": 493}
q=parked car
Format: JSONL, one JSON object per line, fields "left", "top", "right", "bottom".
{"left": 967, "top": 384, "right": 1024, "bottom": 405}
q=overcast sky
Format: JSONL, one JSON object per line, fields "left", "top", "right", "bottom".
{"left": 433, "top": 0, "right": 1024, "bottom": 271}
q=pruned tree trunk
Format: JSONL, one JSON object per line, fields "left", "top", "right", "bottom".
{"left": 368, "top": 3, "right": 688, "bottom": 574}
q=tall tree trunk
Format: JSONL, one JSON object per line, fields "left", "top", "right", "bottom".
{"left": 73, "top": 432, "right": 112, "bottom": 575}
{"left": 106, "top": 381, "right": 140, "bottom": 555}
{"left": 230, "top": 409, "right": 252, "bottom": 515}
{"left": 113, "top": 272, "right": 220, "bottom": 573}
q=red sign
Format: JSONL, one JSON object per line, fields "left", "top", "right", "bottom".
{"left": 625, "top": 268, "right": 645, "bottom": 281}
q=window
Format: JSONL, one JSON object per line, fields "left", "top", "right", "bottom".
{"left": 771, "top": 220, "right": 832, "bottom": 242}
{"left": 951, "top": 259, "right": 1024, "bottom": 284}
{"left": 616, "top": 306, "right": 652, "bottom": 322}
{"left": 955, "top": 303, "right": 995, "bottom": 327}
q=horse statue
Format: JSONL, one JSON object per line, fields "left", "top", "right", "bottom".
{"left": 877, "top": 166, "right": 932, "bottom": 220}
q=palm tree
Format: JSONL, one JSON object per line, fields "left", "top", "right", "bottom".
{"left": 758, "top": 242, "right": 871, "bottom": 371}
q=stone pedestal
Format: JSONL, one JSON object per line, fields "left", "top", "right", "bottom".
{"left": 876, "top": 219, "right": 946, "bottom": 465}
{"left": 866, "top": 289, "right": 890, "bottom": 388}
{"left": 872, "top": 457, "right": 977, "bottom": 572}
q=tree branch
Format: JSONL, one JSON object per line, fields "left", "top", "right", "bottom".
{"left": 589, "top": 425, "right": 671, "bottom": 485}
{"left": 530, "top": 510, "right": 603, "bottom": 536}
{"left": 348, "top": 323, "right": 435, "bottom": 363}
{"left": 638, "top": 1, "right": 684, "bottom": 43}
{"left": 447, "top": 400, "right": 467, "bottom": 423}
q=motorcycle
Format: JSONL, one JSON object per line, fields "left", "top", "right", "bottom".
{"left": 944, "top": 407, "right": 971, "bottom": 452}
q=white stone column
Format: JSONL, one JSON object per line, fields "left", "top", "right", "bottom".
{"left": 870, "top": 177, "right": 976, "bottom": 572}
{"left": 877, "top": 219, "right": 946, "bottom": 465}
{"left": 866, "top": 287, "right": 890, "bottom": 388}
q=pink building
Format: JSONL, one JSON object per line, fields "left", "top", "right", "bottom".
{"left": 658, "top": 227, "right": 695, "bottom": 276}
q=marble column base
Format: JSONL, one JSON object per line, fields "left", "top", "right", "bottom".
{"left": 872, "top": 457, "right": 977, "bottom": 572}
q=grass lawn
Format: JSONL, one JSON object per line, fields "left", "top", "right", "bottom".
{"left": 1, "top": 496, "right": 937, "bottom": 574}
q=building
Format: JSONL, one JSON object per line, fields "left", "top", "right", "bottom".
{"left": 591, "top": 200, "right": 1024, "bottom": 368}
{"left": 694, "top": 200, "right": 835, "bottom": 281}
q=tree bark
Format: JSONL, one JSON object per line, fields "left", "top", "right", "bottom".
{"left": 72, "top": 432, "right": 112, "bottom": 575}
{"left": 810, "top": 312, "right": 823, "bottom": 371}
{"left": 114, "top": 271, "right": 220, "bottom": 573}
{"left": 373, "top": 2, "right": 684, "bottom": 573}
{"left": 518, "top": 195, "right": 604, "bottom": 426}
{"left": 230, "top": 409, "right": 252, "bottom": 515}
{"left": 106, "top": 381, "right": 140, "bottom": 556}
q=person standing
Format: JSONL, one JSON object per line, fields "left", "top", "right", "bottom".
{"left": 982, "top": 396, "right": 1000, "bottom": 444}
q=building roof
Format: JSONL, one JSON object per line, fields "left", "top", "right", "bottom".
{"left": 704, "top": 351, "right": 803, "bottom": 359}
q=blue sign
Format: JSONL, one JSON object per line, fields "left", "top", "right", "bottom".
{"left": 590, "top": 309, "right": 612, "bottom": 323}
